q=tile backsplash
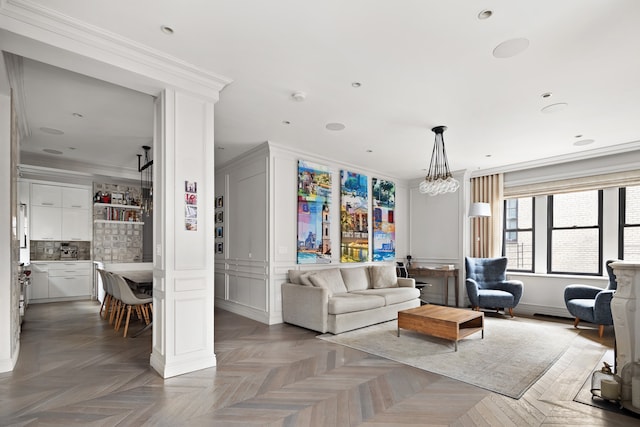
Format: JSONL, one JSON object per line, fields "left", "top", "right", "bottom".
{"left": 30, "top": 240, "right": 91, "bottom": 261}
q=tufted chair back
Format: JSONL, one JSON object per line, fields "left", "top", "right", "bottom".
{"left": 465, "top": 257, "right": 508, "bottom": 289}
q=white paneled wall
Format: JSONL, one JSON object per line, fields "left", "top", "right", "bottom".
{"left": 216, "top": 142, "right": 413, "bottom": 325}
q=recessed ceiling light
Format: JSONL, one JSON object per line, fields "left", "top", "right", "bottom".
{"left": 39, "top": 127, "right": 64, "bottom": 135}
{"left": 541, "top": 92, "right": 552, "bottom": 99}
{"left": 574, "top": 139, "right": 595, "bottom": 147}
{"left": 366, "top": 149, "right": 373, "bottom": 153}
{"left": 351, "top": 82, "right": 362, "bottom": 88}
{"left": 493, "top": 38, "right": 530, "bottom": 58}
{"left": 216, "top": 146, "right": 225, "bottom": 150}
{"left": 291, "top": 91, "right": 306, "bottom": 102}
{"left": 485, "top": 154, "right": 492, "bottom": 157}
{"left": 282, "top": 120, "right": 291, "bottom": 125}
{"left": 478, "top": 10, "right": 493, "bottom": 20}
{"left": 72, "top": 112, "right": 84, "bottom": 118}
{"left": 43, "top": 149, "right": 63, "bottom": 155}
{"left": 541, "top": 103, "right": 568, "bottom": 113}
{"left": 325, "top": 123, "right": 345, "bottom": 131}
{"left": 68, "top": 147, "right": 76, "bottom": 150}
{"left": 574, "top": 134, "right": 583, "bottom": 138}
{"left": 160, "top": 25, "right": 174, "bottom": 35}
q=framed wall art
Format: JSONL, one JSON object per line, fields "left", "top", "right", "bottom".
{"left": 297, "top": 160, "right": 332, "bottom": 264}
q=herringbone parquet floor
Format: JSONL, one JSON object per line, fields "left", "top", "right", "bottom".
{"left": 0, "top": 300, "right": 634, "bottom": 426}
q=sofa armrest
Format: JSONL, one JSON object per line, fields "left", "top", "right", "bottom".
{"left": 281, "top": 283, "right": 329, "bottom": 333}
{"left": 397, "top": 277, "right": 416, "bottom": 288}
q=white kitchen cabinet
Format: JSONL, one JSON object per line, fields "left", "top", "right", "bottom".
{"left": 30, "top": 205, "right": 62, "bottom": 240}
{"left": 62, "top": 208, "right": 91, "bottom": 240}
{"left": 29, "top": 263, "right": 50, "bottom": 300}
{"left": 63, "top": 187, "right": 90, "bottom": 209}
{"left": 29, "top": 262, "right": 92, "bottom": 301}
{"left": 48, "top": 263, "right": 92, "bottom": 298}
{"left": 29, "top": 182, "right": 91, "bottom": 242}
{"left": 31, "top": 184, "right": 62, "bottom": 207}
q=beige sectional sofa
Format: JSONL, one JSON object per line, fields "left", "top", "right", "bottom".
{"left": 282, "top": 264, "right": 420, "bottom": 334}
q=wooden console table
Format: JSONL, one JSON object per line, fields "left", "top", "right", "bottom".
{"left": 407, "top": 267, "right": 459, "bottom": 307}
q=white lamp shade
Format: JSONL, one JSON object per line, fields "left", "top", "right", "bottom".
{"left": 469, "top": 202, "right": 491, "bottom": 218}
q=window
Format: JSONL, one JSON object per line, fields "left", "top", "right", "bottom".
{"left": 548, "top": 190, "right": 602, "bottom": 275}
{"left": 620, "top": 185, "right": 640, "bottom": 261}
{"left": 503, "top": 197, "right": 534, "bottom": 271}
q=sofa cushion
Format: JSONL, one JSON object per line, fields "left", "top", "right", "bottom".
{"left": 328, "top": 293, "right": 386, "bottom": 315}
{"left": 352, "top": 288, "right": 420, "bottom": 305}
{"left": 308, "top": 268, "right": 348, "bottom": 295}
{"left": 288, "top": 270, "right": 314, "bottom": 286}
{"left": 369, "top": 265, "right": 398, "bottom": 289}
{"left": 340, "top": 267, "right": 371, "bottom": 291}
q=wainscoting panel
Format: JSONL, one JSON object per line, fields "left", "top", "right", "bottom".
{"left": 174, "top": 297, "right": 206, "bottom": 355}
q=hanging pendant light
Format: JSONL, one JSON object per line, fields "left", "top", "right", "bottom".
{"left": 419, "top": 125, "right": 460, "bottom": 196}
{"left": 137, "top": 145, "right": 153, "bottom": 213}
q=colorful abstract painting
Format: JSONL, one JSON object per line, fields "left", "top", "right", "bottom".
{"left": 340, "top": 170, "right": 369, "bottom": 263}
{"left": 297, "top": 160, "right": 332, "bottom": 264}
{"left": 372, "top": 178, "right": 396, "bottom": 261}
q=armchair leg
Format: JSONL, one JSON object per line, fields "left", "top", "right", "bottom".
{"left": 508, "top": 308, "right": 514, "bottom": 317}
{"left": 598, "top": 325, "right": 604, "bottom": 338}
{"left": 573, "top": 318, "right": 580, "bottom": 329}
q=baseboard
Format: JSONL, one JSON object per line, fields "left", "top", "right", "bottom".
{"left": 514, "top": 303, "right": 572, "bottom": 319}
{"left": 0, "top": 341, "right": 19, "bottom": 373}
{"left": 150, "top": 351, "right": 216, "bottom": 379}
{"left": 215, "top": 299, "right": 270, "bottom": 324}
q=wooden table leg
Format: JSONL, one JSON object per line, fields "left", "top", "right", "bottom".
{"left": 455, "top": 274, "right": 459, "bottom": 307}
{"left": 444, "top": 279, "right": 449, "bottom": 306}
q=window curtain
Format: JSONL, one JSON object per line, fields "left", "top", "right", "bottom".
{"left": 504, "top": 169, "right": 640, "bottom": 198}
{"left": 470, "top": 174, "right": 503, "bottom": 258}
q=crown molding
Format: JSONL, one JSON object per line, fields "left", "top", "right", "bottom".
{"left": 20, "top": 151, "right": 140, "bottom": 181}
{"left": 470, "top": 139, "right": 640, "bottom": 179}
{"left": 0, "top": 0, "right": 232, "bottom": 98}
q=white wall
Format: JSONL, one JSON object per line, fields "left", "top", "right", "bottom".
{"left": 215, "top": 142, "right": 412, "bottom": 324}
{"left": 407, "top": 170, "right": 467, "bottom": 306}
{"left": 0, "top": 93, "right": 19, "bottom": 373}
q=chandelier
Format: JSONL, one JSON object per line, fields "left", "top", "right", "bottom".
{"left": 137, "top": 145, "right": 153, "bottom": 213}
{"left": 419, "top": 125, "right": 460, "bottom": 196}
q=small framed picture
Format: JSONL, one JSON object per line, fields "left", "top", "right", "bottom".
{"left": 111, "top": 192, "right": 124, "bottom": 205}
{"left": 215, "top": 226, "right": 223, "bottom": 238}
{"left": 185, "top": 181, "right": 197, "bottom": 194}
{"left": 216, "top": 196, "right": 223, "bottom": 208}
{"left": 215, "top": 211, "right": 224, "bottom": 223}
{"left": 216, "top": 242, "right": 224, "bottom": 254}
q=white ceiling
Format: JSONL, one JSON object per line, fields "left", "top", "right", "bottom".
{"left": 11, "top": 0, "right": 640, "bottom": 180}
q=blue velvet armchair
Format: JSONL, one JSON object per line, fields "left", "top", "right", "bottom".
{"left": 465, "top": 257, "right": 524, "bottom": 317}
{"left": 564, "top": 260, "right": 618, "bottom": 338}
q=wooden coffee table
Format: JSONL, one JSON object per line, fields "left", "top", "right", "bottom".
{"left": 397, "top": 305, "right": 484, "bottom": 351}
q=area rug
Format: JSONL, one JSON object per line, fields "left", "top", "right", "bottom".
{"left": 318, "top": 315, "right": 578, "bottom": 399}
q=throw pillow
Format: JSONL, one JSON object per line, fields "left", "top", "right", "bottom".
{"left": 288, "top": 270, "right": 303, "bottom": 284}
{"left": 370, "top": 265, "right": 398, "bottom": 289}
{"left": 288, "top": 270, "right": 314, "bottom": 286}
{"left": 308, "top": 274, "right": 332, "bottom": 294}
{"left": 340, "top": 267, "right": 370, "bottom": 291}
{"left": 299, "top": 272, "right": 314, "bottom": 286}
{"left": 309, "top": 268, "right": 348, "bottom": 294}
